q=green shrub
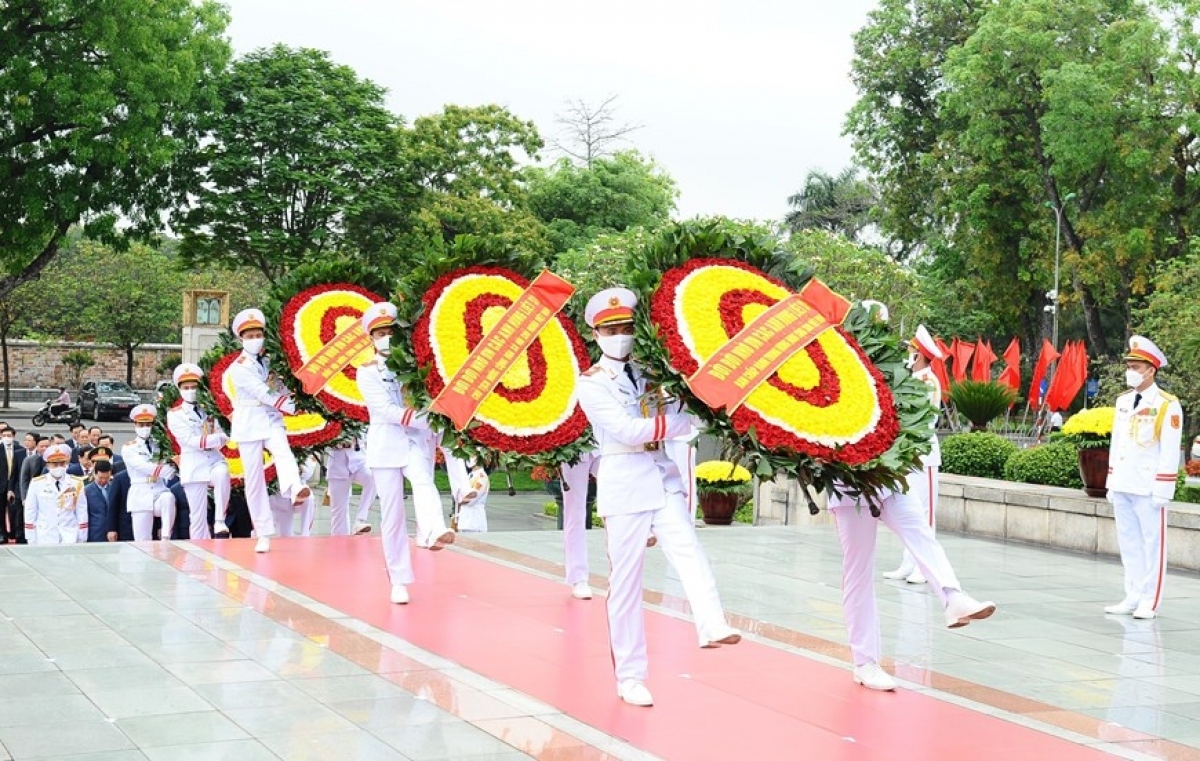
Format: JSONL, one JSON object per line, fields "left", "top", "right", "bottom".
{"left": 1175, "top": 471, "right": 1200, "bottom": 505}
{"left": 941, "top": 432, "right": 1019, "bottom": 479}
{"left": 949, "top": 381, "right": 1018, "bottom": 431}
{"left": 1003, "top": 443, "right": 1082, "bottom": 489}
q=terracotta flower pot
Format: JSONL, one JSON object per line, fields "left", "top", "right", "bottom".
{"left": 698, "top": 491, "right": 740, "bottom": 525}
{"left": 1077, "top": 447, "right": 1110, "bottom": 499}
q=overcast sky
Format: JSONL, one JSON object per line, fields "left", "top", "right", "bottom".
{"left": 222, "top": 0, "right": 879, "bottom": 222}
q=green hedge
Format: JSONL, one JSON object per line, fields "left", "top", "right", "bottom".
{"left": 1003, "top": 443, "right": 1083, "bottom": 489}
{"left": 940, "top": 433, "right": 1018, "bottom": 479}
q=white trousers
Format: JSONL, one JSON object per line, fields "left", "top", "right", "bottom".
{"left": 131, "top": 492, "right": 177, "bottom": 542}
{"left": 561, "top": 453, "right": 597, "bottom": 585}
{"left": 604, "top": 494, "right": 730, "bottom": 683}
{"left": 270, "top": 494, "right": 314, "bottom": 537}
{"left": 894, "top": 465, "right": 939, "bottom": 572}
{"left": 182, "top": 463, "right": 231, "bottom": 541}
{"left": 373, "top": 447, "right": 445, "bottom": 586}
{"left": 237, "top": 427, "right": 303, "bottom": 538}
{"left": 1111, "top": 491, "right": 1167, "bottom": 611}
{"left": 327, "top": 469, "right": 376, "bottom": 536}
{"left": 832, "top": 488, "right": 962, "bottom": 666}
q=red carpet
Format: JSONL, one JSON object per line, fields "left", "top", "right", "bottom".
{"left": 195, "top": 536, "right": 1115, "bottom": 760}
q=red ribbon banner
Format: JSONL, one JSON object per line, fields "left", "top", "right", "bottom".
{"left": 686, "top": 278, "right": 851, "bottom": 413}
{"left": 294, "top": 323, "right": 373, "bottom": 395}
{"left": 432, "top": 270, "right": 575, "bottom": 430}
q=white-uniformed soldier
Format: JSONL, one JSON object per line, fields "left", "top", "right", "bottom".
{"left": 827, "top": 303, "right": 995, "bottom": 691}
{"left": 575, "top": 287, "right": 740, "bottom": 708}
{"left": 326, "top": 437, "right": 376, "bottom": 535}
{"left": 356, "top": 302, "right": 454, "bottom": 605}
{"left": 122, "top": 404, "right": 177, "bottom": 541}
{"left": 226, "top": 308, "right": 311, "bottom": 554}
{"left": 884, "top": 323, "right": 944, "bottom": 584}
{"left": 166, "top": 363, "right": 231, "bottom": 540}
{"left": 1105, "top": 336, "right": 1183, "bottom": 620}
{"left": 24, "top": 444, "right": 87, "bottom": 544}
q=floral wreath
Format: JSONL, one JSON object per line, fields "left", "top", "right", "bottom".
{"left": 627, "top": 220, "right": 937, "bottom": 512}
{"left": 393, "top": 240, "right": 593, "bottom": 467}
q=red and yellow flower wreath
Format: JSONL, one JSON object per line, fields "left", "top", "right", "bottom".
{"left": 652, "top": 257, "right": 899, "bottom": 465}
{"left": 411, "top": 265, "right": 591, "bottom": 457}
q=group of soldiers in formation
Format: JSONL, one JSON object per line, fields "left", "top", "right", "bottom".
{"left": 19, "top": 288, "right": 1183, "bottom": 706}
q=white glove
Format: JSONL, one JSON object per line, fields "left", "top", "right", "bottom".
{"left": 278, "top": 396, "right": 296, "bottom": 416}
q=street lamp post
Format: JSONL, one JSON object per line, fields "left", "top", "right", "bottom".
{"left": 1044, "top": 193, "right": 1076, "bottom": 352}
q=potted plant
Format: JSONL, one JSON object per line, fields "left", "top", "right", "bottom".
{"left": 695, "top": 460, "right": 752, "bottom": 525}
{"left": 1058, "top": 406, "right": 1116, "bottom": 498}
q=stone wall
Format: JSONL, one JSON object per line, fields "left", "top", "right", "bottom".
{"left": 0, "top": 340, "right": 183, "bottom": 391}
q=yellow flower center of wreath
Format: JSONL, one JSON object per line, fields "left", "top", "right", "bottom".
{"left": 430, "top": 273, "right": 580, "bottom": 435}
{"left": 676, "top": 264, "right": 880, "bottom": 444}
{"left": 291, "top": 289, "right": 376, "bottom": 407}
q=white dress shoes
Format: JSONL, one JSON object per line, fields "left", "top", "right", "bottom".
{"left": 906, "top": 571, "right": 927, "bottom": 584}
{"left": 1132, "top": 603, "right": 1157, "bottom": 620}
{"left": 390, "top": 585, "right": 409, "bottom": 604}
{"left": 571, "top": 582, "right": 593, "bottom": 600}
{"left": 352, "top": 521, "right": 372, "bottom": 535}
{"left": 617, "top": 679, "right": 654, "bottom": 706}
{"left": 882, "top": 563, "right": 915, "bottom": 580}
{"left": 944, "top": 591, "right": 996, "bottom": 629}
{"left": 212, "top": 520, "right": 231, "bottom": 538}
{"left": 1104, "top": 599, "right": 1138, "bottom": 615}
{"left": 701, "top": 628, "right": 743, "bottom": 648}
{"left": 853, "top": 662, "right": 897, "bottom": 691}
{"left": 254, "top": 536, "right": 270, "bottom": 553}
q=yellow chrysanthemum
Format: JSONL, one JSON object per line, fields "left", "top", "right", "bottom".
{"left": 695, "top": 460, "right": 752, "bottom": 485}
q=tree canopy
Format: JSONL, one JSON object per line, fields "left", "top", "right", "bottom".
{"left": 174, "top": 44, "right": 395, "bottom": 280}
{"left": 0, "top": 0, "right": 231, "bottom": 299}
{"left": 784, "top": 168, "right": 877, "bottom": 244}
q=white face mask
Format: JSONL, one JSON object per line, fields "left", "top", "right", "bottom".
{"left": 135, "top": 426, "right": 152, "bottom": 439}
{"left": 1125, "top": 368, "right": 1145, "bottom": 389}
{"left": 242, "top": 337, "right": 265, "bottom": 356}
{"left": 180, "top": 388, "right": 198, "bottom": 403}
{"left": 48, "top": 466, "right": 66, "bottom": 479}
{"left": 597, "top": 333, "right": 634, "bottom": 360}
{"left": 373, "top": 335, "right": 391, "bottom": 355}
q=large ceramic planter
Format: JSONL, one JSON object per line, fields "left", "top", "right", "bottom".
{"left": 1077, "top": 447, "right": 1110, "bottom": 499}
{"left": 698, "top": 491, "right": 740, "bottom": 525}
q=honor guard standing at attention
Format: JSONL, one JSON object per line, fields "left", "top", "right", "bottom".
{"left": 1105, "top": 336, "right": 1183, "bottom": 620}
{"left": 884, "top": 323, "right": 944, "bottom": 585}
{"left": 575, "top": 288, "right": 741, "bottom": 708}
{"left": 122, "top": 405, "right": 177, "bottom": 541}
{"left": 226, "top": 308, "right": 311, "bottom": 554}
{"left": 166, "top": 363, "right": 231, "bottom": 540}
{"left": 24, "top": 444, "right": 87, "bottom": 544}
{"left": 356, "top": 302, "right": 455, "bottom": 605}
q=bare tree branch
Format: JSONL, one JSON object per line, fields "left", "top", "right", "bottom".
{"left": 550, "top": 95, "right": 643, "bottom": 166}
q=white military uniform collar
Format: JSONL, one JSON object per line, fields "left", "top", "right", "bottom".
{"left": 597, "top": 355, "right": 639, "bottom": 395}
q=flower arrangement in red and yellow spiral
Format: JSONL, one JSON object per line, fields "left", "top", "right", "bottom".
{"left": 652, "top": 256, "right": 899, "bottom": 465}
{"left": 411, "top": 265, "right": 591, "bottom": 457}
{"left": 627, "top": 219, "right": 938, "bottom": 512}
{"left": 278, "top": 282, "right": 382, "bottom": 423}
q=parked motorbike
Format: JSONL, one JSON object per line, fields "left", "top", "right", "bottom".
{"left": 31, "top": 399, "right": 81, "bottom": 427}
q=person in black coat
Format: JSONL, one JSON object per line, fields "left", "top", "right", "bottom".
{"left": 1, "top": 426, "right": 27, "bottom": 543}
{"left": 85, "top": 460, "right": 117, "bottom": 542}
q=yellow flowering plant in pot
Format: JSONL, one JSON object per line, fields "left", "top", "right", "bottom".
{"left": 695, "top": 460, "right": 752, "bottom": 525}
{"left": 1057, "top": 406, "right": 1116, "bottom": 497}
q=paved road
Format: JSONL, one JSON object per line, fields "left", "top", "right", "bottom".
{"left": 0, "top": 401, "right": 135, "bottom": 438}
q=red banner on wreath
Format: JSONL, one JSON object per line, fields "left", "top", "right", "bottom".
{"left": 687, "top": 279, "right": 851, "bottom": 413}
{"left": 431, "top": 270, "right": 575, "bottom": 430}
{"left": 294, "top": 322, "right": 373, "bottom": 395}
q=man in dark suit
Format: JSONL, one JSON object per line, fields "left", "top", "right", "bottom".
{"left": 105, "top": 466, "right": 133, "bottom": 541}
{"left": 1, "top": 426, "right": 26, "bottom": 543}
{"left": 85, "top": 460, "right": 117, "bottom": 542}
{"left": 68, "top": 446, "right": 94, "bottom": 480}
{"left": 97, "top": 436, "right": 125, "bottom": 474}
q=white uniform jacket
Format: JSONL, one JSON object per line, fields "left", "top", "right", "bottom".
{"left": 1107, "top": 385, "right": 1183, "bottom": 501}
{"left": 327, "top": 439, "right": 369, "bottom": 481}
{"left": 575, "top": 357, "right": 694, "bottom": 518}
{"left": 226, "top": 351, "right": 294, "bottom": 443}
{"left": 122, "top": 440, "right": 176, "bottom": 513}
{"left": 356, "top": 355, "right": 431, "bottom": 470}
{"left": 24, "top": 474, "right": 87, "bottom": 544}
{"left": 913, "top": 366, "right": 942, "bottom": 467}
{"left": 166, "top": 400, "right": 228, "bottom": 483}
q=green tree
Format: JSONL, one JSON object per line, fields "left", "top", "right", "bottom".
{"left": 1134, "top": 245, "right": 1200, "bottom": 431}
{"left": 174, "top": 45, "right": 396, "bottom": 280}
{"left": 352, "top": 104, "right": 549, "bottom": 269}
{"left": 0, "top": 0, "right": 231, "bottom": 300}
{"left": 527, "top": 150, "right": 677, "bottom": 255}
{"left": 554, "top": 227, "right": 660, "bottom": 335}
{"left": 784, "top": 167, "right": 877, "bottom": 244}
{"left": 18, "top": 239, "right": 186, "bottom": 385}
